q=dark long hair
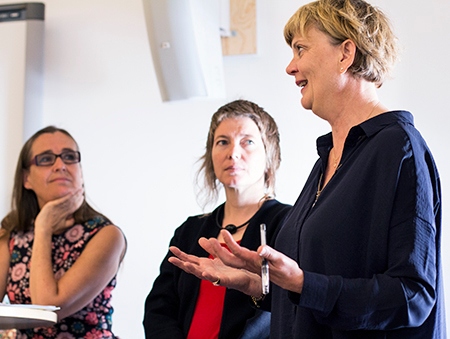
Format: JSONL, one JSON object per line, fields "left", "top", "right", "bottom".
{"left": 1, "top": 126, "right": 108, "bottom": 233}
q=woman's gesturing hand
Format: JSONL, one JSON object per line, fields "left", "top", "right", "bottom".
{"left": 168, "top": 244, "right": 262, "bottom": 297}
{"left": 205, "top": 230, "right": 305, "bottom": 294}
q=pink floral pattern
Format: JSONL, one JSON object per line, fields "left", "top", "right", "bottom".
{"left": 7, "top": 217, "right": 120, "bottom": 339}
{"left": 10, "top": 262, "right": 27, "bottom": 282}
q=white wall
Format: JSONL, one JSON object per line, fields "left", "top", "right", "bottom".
{"left": 0, "top": 0, "right": 448, "bottom": 337}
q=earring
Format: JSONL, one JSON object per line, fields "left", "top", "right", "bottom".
{"left": 340, "top": 67, "right": 345, "bottom": 73}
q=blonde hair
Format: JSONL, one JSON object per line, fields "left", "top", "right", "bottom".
{"left": 284, "top": 0, "right": 399, "bottom": 87}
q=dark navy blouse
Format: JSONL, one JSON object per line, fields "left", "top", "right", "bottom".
{"left": 271, "top": 111, "right": 445, "bottom": 338}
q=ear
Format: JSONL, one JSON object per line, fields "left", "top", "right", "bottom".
{"left": 338, "top": 39, "right": 356, "bottom": 72}
{"left": 23, "top": 170, "right": 32, "bottom": 190}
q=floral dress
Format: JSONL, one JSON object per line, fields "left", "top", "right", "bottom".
{"left": 6, "top": 216, "right": 120, "bottom": 339}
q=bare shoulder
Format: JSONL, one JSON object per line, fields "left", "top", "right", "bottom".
{"left": 0, "top": 229, "right": 10, "bottom": 251}
{"left": 88, "top": 224, "right": 127, "bottom": 261}
{"left": 0, "top": 229, "right": 11, "bottom": 294}
{"left": 97, "top": 224, "right": 125, "bottom": 239}
{"left": 0, "top": 228, "right": 10, "bottom": 241}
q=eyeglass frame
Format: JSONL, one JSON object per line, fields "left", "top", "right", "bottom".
{"left": 28, "top": 150, "right": 81, "bottom": 167}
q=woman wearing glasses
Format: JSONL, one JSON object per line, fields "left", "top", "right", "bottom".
{"left": 143, "top": 100, "right": 291, "bottom": 339}
{"left": 0, "top": 126, "right": 126, "bottom": 338}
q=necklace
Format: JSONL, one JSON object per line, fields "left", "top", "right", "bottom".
{"left": 330, "top": 147, "right": 341, "bottom": 169}
{"left": 330, "top": 147, "right": 339, "bottom": 169}
{"left": 215, "top": 204, "right": 256, "bottom": 234}
{"left": 312, "top": 173, "right": 323, "bottom": 207}
{"left": 328, "top": 101, "right": 380, "bottom": 170}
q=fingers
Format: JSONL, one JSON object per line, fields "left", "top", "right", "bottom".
{"left": 34, "top": 189, "right": 85, "bottom": 236}
{"left": 168, "top": 244, "right": 265, "bottom": 296}
{"left": 168, "top": 247, "right": 200, "bottom": 278}
{"left": 257, "top": 245, "right": 304, "bottom": 294}
{"left": 198, "top": 237, "right": 217, "bottom": 256}
{"left": 169, "top": 246, "right": 199, "bottom": 265}
{"left": 198, "top": 237, "right": 232, "bottom": 264}
{"left": 221, "top": 230, "right": 244, "bottom": 253}
{"left": 219, "top": 231, "right": 262, "bottom": 273}
{"left": 257, "top": 244, "right": 286, "bottom": 271}
{"left": 168, "top": 256, "right": 203, "bottom": 279}
{"left": 258, "top": 244, "right": 290, "bottom": 265}
{"left": 41, "top": 189, "right": 83, "bottom": 217}
{"left": 56, "top": 188, "right": 84, "bottom": 214}
{"left": 168, "top": 246, "right": 217, "bottom": 282}
{"left": 208, "top": 238, "right": 246, "bottom": 269}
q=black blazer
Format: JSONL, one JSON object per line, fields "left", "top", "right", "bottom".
{"left": 143, "top": 200, "right": 291, "bottom": 339}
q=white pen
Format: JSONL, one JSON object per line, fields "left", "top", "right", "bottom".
{"left": 260, "top": 223, "right": 270, "bottom": 295}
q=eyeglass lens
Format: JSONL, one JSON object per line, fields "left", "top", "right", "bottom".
{"left": 34, "top": 151, "right": 81, "bottom": 166}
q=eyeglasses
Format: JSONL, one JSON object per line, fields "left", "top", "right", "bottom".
{"left": 30, "top": 151, "right": 81, "bottom": 167}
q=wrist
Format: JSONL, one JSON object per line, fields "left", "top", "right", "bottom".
{"left": 33, "top": 223, "right": 53, "bottom": 239}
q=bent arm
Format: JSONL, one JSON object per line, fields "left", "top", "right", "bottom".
{"left": 294, "top": 151, "right": 440, "bottom": 330}
{"left": 30, "top": 225, "right": 126, "bottom": 319}
{"left": 297, "top": 234, "right": 436, "bottom": 331}
{"left": 206, "top": 232, "right": 304, "bottom": 295}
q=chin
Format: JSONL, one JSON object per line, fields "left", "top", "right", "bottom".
{"left": 51, "top": 188, "right": 75, "bottom": 198}
{"left": 223, "top": 180, "right": 240, "bottom": 189}
{"left": 300, "top": 98, "right": 312, "bottom": 111}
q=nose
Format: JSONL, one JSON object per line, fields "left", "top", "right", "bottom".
{"left": 228, "top": 143, "right": 241, "bottom": 160}
{"left": 52, "top": 156, "right": 67, "bottom": 171}
{"left": 286, "top": 57, "right": 297, "bottom": 76}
